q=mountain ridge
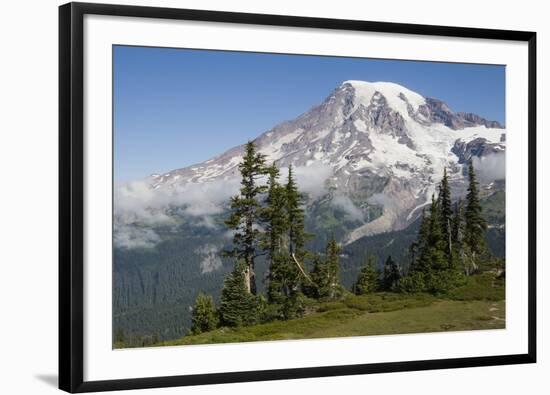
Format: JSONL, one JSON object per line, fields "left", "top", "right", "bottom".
{"left": 120, "top": 80, "right": 504, "bottom": 247}
{"left": 149, "top": 80, "right": 503, "bottom": 187}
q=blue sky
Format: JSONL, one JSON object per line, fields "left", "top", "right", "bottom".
{"left": 114, "top": 45, "right": 505, "bottom": 182}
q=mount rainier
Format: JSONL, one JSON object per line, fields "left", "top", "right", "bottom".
{"left": 116, "top": 80, "right": 505, "bottom": 248}
{"left": 113, "top": 79, "right": 506, "bottom": 342}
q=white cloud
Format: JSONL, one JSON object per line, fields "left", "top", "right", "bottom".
{"left": 331, "top": 194, "right": 364, "bottom": 220}
{"left": 114, "top": 180, "right": 175, "bottom": 225}
{"left": 368, "top": 192, "right": 396, "bottom": 209}
{"left": 472, "top": 152, "right": 505, "bottom": 183}
{"left": 280, "top": 162, "right": 333, "bottom": 198}
{"left": 113, "top": 161, "right": 333, "bottom": 249}
{"left": 113, "top": 223, "right": 160, "bottom": 249}
{"left": 113, "top": 177, "right": 240, "bottom": 248}
{"left": 115, "top": 178, "right": 239, "bottom": 223}
{"left": 194, "top": 244, "right": 223, "bottom": 273}
{"left": 172, "top": 178, "right": 240, "bottom": 217}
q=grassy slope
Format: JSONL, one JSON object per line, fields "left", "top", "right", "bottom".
{"left": 155, "top": 273, "right": 505, "bottom": 347}
{"left": 159, "top": 300, "right": 504, "bottom": 346}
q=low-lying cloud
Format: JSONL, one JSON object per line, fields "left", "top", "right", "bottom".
{"left": 472, "top": 152, "right": 505, "bottom": 183}
{"left": 113, "top": 223, "right": 161, "bottom": 249}
{"left": 332, "top": 194, "right": 364, "bottom": 221}
{"left": 368, "top": 192, "right": 397, "bottom": 210}
{"left": 115, "top": 178, "right": 240, "bottom": 222}
{"left": 114, "top": 178, "right": 240, "bottom": 248}
{"left": 113, "top": 162, "right": 333, "bottom": 249}
{"left": 292, "top": 162, "right": 333, "bottom": 198}
{"left": 195, "top": 244, "right": 223, "bottom": 273}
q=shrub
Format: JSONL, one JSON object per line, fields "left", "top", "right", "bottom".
{"left": 219, "top": 262, "right": 260, "bottom": 327}
{"left": 447, "top": 273, "right": 504, "bottom": 301}
{"left": 190, "top": 292, "right": 219, "bottom": 335}
{"left": 281, "top": 292, "right": 306, "bottom": 320}
{"left": 396, "top": 272, "right": 426, "bottom": 293}
{"left": 424, "top": 270, "right": 466, "bottom": 295}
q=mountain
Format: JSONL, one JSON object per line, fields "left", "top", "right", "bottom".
{"left": 122, "top": 80, "right": 504, "bottom": 245}
{"left": 113, "top": 80, "right": 505, "bottom": 343}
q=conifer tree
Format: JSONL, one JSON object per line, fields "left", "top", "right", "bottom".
{"left": 409, "top": 207, "right": 429, "bottom": 274}
{"left": 451, "top": 199, "right": 465, "bottom": 249}
{"left": 464, "top": 161, "right": 487, "bottom": 272}
{"left": 285, "top": 165, "right": 310, "bottom": 262}
{"left": 403, "top": 194, "right": 456, "bottom": 293}
{"left": 451, "top": 199, "right": 466, "bottom": 272}
{"left": 308, "top": 238, "right": 342, "bottom": 300}
{"left": 439, "top": 167, "right": 453, "bottom": 260}
{"left": 256, "top": 164, "right": 311, "bottom": 318}
{"left": 262, "top": 165, "right": 288, "bottom": 305}
{"left": 421, "top": 195, "right": 451, "bottom": 292}
{"left": 306, "top": 253, "right": 326, "bottom": 299}
{"left": 190, "top": 292, "right": 219, "bottom": 334}
{"left": 224, "top": 141, "right": 267, "bottom": 294}
{"left": 415, "top": 195, "right": 446, "bottom": 277}
{"left": 281, "top": 165, "right": 311, "bottom": 315}
{"left": 354, "top": 256, "right": 379, "bottom": 295}
{"left": 281, "top": 289, "right": 306, "bottom": 320}
{"left": 402, "top": 181, "right": 469, "bottom": 293}
{"left": 324, "top": 236, "right": 343, "bottom": 300}
{"left": 399, "top": 208, "right": 430, "bottom": 293}
{"left": 219, "top": 261, "right": 259, "bottom": 327}
{"left": 381, "top": 255, "right": 401, "bottom": 291}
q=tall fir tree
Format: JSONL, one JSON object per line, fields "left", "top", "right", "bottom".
{"left": 308, "top": 238, "right": 342, "bottom": 300}
{"left": 324, "top": 236, "right": 343, "bottom": 300}
{"left": 262, "top": 165, "right": 287, "bottom": 254}
{"left": 409, "top": 207, "right": 429, "bottom": 274}
{"left": 403, "top": 194, "right": 458, "bottom": 294}
{"left": 224, "top": 141, "right": 267, "bottom": 294}
{"left": 261, "top": 165, "right": 289, "bottom": 305}
{"left": 427, "top": 194, "right": 447, "bottom": 270}
{"left": 415, "top": 194, "right": 447, "bottom": 276}
{"left": 285, "top": 165, "right": 310, "bottom": 261}
{"left": 190, "top": 292, "right": 219, "bottom": 335}
{"left": 464, "top": 161, "right": 488, "bottom": 273}
{"left": 400, "top": 208, "right": 431, "bottom": 292}
{"left": 219, "top": 261, "right": 259, "bottom": 327}
{"left": 381, "top": 255, "right": 401, "bottom": 291}
{"left": 282, "top": 165, "right": 311, "bottom": 314}
{"left": 451, "top": 199, "right": 467, "bottom": 272}
{"left": 354, "top": 256, "right": 379, "bottom": 295}
{"left": 438, "top": 167, "right": 453, "bottom": 262}
{"left": 401, "top": 171, "right": 475, "bottom": 293}
{"left": 305, "top": 253, "right": 325, "bottom": 299}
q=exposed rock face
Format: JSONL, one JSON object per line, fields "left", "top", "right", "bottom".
{"left": 451, "top": 137, "right": 505, "bottom": 164}
{"left": 415, "top": 97, "right": 504, "bottom": 130}
{"left": 117, "top": 80, "right": 505, "bottom": 247}
{"left": 457, "top": 112, "right": 503, "bottom": 129}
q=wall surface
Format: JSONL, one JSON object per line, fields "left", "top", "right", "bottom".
{"left": 0, "top": 0, "right": 547, "bottom": 394}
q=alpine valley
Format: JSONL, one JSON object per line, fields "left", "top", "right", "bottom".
{"left": 113, "top": 80, "right": 506, "bottom": 343}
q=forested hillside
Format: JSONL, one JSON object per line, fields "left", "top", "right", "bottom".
{"left": 114, "top": 142, "right": 505, "bottom": 347}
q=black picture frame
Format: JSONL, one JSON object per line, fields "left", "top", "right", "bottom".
{"left": 59, "top": 2, "right": 537, "bottom": 393}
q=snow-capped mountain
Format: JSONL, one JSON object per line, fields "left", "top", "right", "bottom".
{"left": 118, "top": 80, "right": 505, "bottom": 246}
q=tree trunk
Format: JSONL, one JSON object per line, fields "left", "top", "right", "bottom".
{"left": 249, "top": 264, "right": 257, "bottom": 295}
{"left": 447, "top": 218, "right": 452, "bottom": 258}
{"left": 244, "top": 261, "right": 256, "bottom": 295}
{"left": 244, "top": 266, "right": 251, "bottom": 293}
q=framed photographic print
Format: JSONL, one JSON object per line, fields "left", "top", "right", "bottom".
{"left": 59, "top": 2, "right": 537, "bottom": 393}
